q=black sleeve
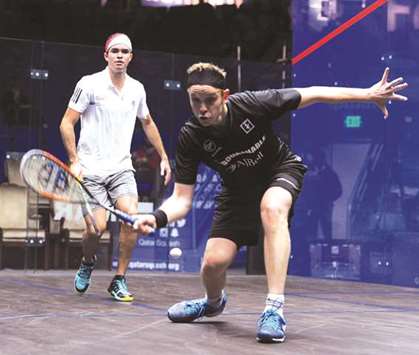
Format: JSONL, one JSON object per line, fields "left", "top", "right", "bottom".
{"left": 230, "top": 89, "right": 301, "bottom": 120}
{"left": 174, "top": 128, "right": 200, "bottom": 185}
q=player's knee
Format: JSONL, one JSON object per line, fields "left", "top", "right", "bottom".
{"left": 117, "top": 203, "right": 138, "bottom": 216}
{"left": 125, "top": 206, "right": 138, "bottom": 215}
{"left": 261, "top": 202, "right": 290, "bottom": 226}
{"left": 201, "top": 252, "right": 228, "bottom": 273}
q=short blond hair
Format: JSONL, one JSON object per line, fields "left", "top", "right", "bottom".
{"left": 186, "top": 63, "right": 226, "bottom": 89}
{"left": 187, "top": 62, "right": 226, "bottom": 77}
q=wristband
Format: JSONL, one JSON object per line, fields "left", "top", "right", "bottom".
{"left": 152, "top": 209, "right": 168, "bottom": 228}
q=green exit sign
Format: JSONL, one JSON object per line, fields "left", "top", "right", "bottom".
{"left": 345, "top": 115, "right": 362, "bottom": 128}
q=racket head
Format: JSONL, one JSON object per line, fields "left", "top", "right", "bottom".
{"left": 20, "top": 149, "right": 137, "bottom": 226}
{"left": 19, "top": 149, "right": 86, "bottom": 204}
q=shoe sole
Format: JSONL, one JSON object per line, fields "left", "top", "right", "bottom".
{"left": 108, "top": 290, "right": 134, "bottom": 302}
{"left": 167, "top": 308, "right": 225, "bottom": 323}
{"left": 167, "top": 313, "right": 196, "bottom": 323}
{"left": 256, "top": 335, "right": 286, "bottom": 343}
{"left": 75, "top": 287, "right": 88, "bottom": 294}
{"left": 205, "top": 308, "right": 225, "bottom": 318}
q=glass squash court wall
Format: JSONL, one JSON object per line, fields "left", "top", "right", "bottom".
{"left": 291, "top": 0, "right": 419, "bottom": 287}
{"left": 0, "top": 37, "right": 290, "bottom": 271}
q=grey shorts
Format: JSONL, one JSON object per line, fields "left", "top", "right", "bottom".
{"left": 83, "top": 170, "right": 138, "bottom": 209}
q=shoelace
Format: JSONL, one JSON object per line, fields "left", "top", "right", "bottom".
{"left": 120, "top": 278, "right": 129, "bottom": 292}
{"left": 184, "top": 300, "right": 207, "bottom": 317}
{"left": 260, "top": 310, "right": 283, "bottom": 329}
{"left": 113, "top": 279, "right": 130, "bottom": 295}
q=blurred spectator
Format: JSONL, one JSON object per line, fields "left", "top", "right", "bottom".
{"left": 301, "top": 150, "right": 342, "bottom": 241}
{"left": 132, "top": 139, "right": 163, "bottom": 203}
{"left": 0, "top": 78, "right": 31, "bottom": 126}
{"left": 405, "top": 191, "right": 419, "bottom": 232}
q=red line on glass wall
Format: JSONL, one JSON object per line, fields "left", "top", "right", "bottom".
{"left": 292, "top": 0, "right": 389, "bottom": 65}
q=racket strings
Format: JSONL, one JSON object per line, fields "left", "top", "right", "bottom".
{"left": 21, "top": 154, "right": 84, "bottom": 204}
{"left": 20, "top": 150, "right": 135, "bottom": 225}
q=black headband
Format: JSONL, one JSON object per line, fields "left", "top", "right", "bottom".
{"left": 186, "top": 70, "right": 226, "bottom": 89}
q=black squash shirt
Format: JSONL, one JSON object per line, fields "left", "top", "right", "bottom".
{"left": 175, "top": 89, "right": 302, "bottom": 191}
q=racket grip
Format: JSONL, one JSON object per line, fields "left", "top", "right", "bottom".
{"left": 113, "top": 210, "right": 137, "bottom": 225}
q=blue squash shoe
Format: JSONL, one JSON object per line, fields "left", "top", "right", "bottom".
{"left": 168, "top": 293, "right": 227, "bottom": 322}
{"left": 74, "top": 256, "right": 96, "bottom": 294}
{"left": 256, "top": 310, "right": 287, "bottom": 343}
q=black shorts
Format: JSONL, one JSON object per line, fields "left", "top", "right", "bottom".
{"left": 209, "top": 159, "right": 307, "bottom": 248}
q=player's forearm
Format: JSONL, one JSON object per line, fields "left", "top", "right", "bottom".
{"left": 158, "top": 195, "right": 192, "bottom": 223}
{"left": 143, "top": 120, "right": 168, "bottom": 160}
{"left": 59, "top": 119, "right": 78, "bottom": 163}
{"left": 297, "top": 87, "right": 372, "bottom": 109}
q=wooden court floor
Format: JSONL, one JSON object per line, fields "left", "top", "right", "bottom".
{"left": 1, "top": 270, "right": 418, "bottom": 355}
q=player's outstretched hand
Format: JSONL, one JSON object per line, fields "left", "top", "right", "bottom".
{"left": 132, "top": 214, "right": 156, "bottom": 234}
{"left": 368, "top": 67, "right": 408, "bottom": 119}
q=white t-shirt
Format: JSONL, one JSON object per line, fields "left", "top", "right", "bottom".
{"left": 68, "top": 67, "right": 149, "bottom": 176}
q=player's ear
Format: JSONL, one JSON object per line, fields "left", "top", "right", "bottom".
{"left": 104, "top": 50, "right": 109, "bottom": 62}
{"left": 223, "top": 89, "right": 230, "bottom": 101}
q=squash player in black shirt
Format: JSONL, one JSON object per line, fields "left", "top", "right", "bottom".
{"left": 133, "top": 63, "right": 408, "bottom": 343}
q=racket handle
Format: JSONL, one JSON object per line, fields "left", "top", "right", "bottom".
{"left": 113, "top": 209, "right": 137, "bottom": 225}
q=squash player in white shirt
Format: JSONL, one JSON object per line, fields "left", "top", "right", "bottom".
{"left": 60, "top": 33, "right": 171, "bottom": 302}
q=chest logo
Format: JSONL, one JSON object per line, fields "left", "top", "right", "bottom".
{"left": 203, "top": 139, "right": 218, "bottom": 153}
{"left": 240, "top": 119, "right": 255, "bottom": 134}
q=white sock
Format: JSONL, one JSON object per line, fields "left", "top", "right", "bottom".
{"left": 264, "top": 293, "right": 284, "bottom": 317}
{"left": 206, "top": 290, "right": 225, "bottom": 307}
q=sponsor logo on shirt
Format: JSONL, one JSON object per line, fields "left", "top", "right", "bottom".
{"left": 220, "top": 135, "right": 266, "bottom": 166}
{"left": 203, "top": 139, "right": 217, "bottom": 153}
{"left": 92, "top": 95, "right": 105, "bottom": 105}
{"left": 225, "top": 151, "right": 264, "bottom": 173}
{"left": 203, "top": 139, "right": 222, "bottom": 158}
{"left": 240, "top": 118, "right": 255, "bottom": 134}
